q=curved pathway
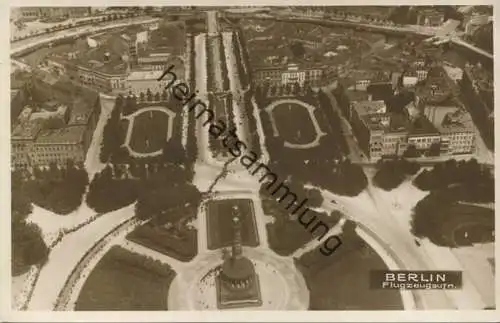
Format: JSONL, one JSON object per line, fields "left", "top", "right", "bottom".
{"left": 264, "top": 99, "right": 326, "bottom": 149}
{"left": 26, "top": 204, "right": 136, "bottom": 310}
{"left": 122, "top": 106, "right": 176, "bottom": 158}
{"left": 315, "top": 187, "right": 454, "bottom": 309}
{"left": 54, "top": 217, "right": 141, "bottom": 310}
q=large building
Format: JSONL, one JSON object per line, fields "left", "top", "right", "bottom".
{"left": 50, "top": 34, "right": 130, "bottom": 93}
{"left": 424, "top": 105, "right": 476, "bottom": 155}
{"left": 350, "top": 100, "right": 398, "bottom": 159}
{"left": 11, "top": 79, "right": 100, "bottom": 169}
{"left": 416, "top": 8, "right": 445, "bottom": 26}
{"left": 348, "top": 94, "right": 474, "bottom": 160}
{"left": 126, "top": 70, "right": 174, "bottom": 97}
{"left": 406, "top": 115, "right": 441, "bottom": 152}
{"left": 253, "top": 63, "right": 325, "bottom": 86}
{"left": 459, "top": 63, "right": 493, "bottom": 150}
{"left": 49, "top": 23, "right": 184, "bottom": 94}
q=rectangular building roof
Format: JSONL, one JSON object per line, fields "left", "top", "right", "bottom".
{"left": 34, "top": 125, "right": 87, "bottom": 145}
{"left": 424, "top": 105, "right": 474, "bottom": 134}
{"left": 408, "top": 115, "right": 440, "bottom": 136}
{"left": 127, "top": 70, "right": 164, "bottom": 81}
{"left": 12, "top": 120, "right": 44, "bottom": 141}
{"left": 351, "top": 100, "right": 387, "bottom": 116}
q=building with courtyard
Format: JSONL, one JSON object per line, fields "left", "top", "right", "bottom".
{"left": 11, "top": 78, "right": 100, "bottom": 169}
{"left": 349, "top": 92, "right": 476, "bottom": 160}
{"left": 48, "top": 23, "right": 185, "bottom": 93}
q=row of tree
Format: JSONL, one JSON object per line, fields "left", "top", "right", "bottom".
{"left": 205, "top": 33, "right": 230, "bottom": 93}
{"left": 373, "top": 158, "right": 421, "bottom": 191}
{"left": 86, "top": 161, "right": 198, "bottom": 217}
{"left": 118, "top": 90, "right": 180, "bottom": 117}
{"left": 231, "top": 31, "right": 250, "bottom": 89}
{"left": 11, "top": 171, "right": 49, "bottom": 276}
{"left": 13, "top": 161, "right": 88, "bottom": 215}
{"left": 254, "top": 82, "right": 316, "bottom": 106}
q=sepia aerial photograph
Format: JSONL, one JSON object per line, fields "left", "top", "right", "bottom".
{"left": 7, "top": 4, "right": 496, "bottom": 318}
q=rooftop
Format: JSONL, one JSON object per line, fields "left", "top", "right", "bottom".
{"left": 12, "top": 120, "right": 44, "bottom": 141}
{"left": 360, "top": 113, "right": 387, "bottom": 131}
{"left": 465, "top": 64, "right": 493, "bottom": 91}
{"left": 424, "top": 105, "right": 474, "bottom": 133}
{"left": 345, "top": 68, "right": 393, "bottom": 86}
{"left": 345, "top": 90, "right": 371, "bottom": 103}
{"left": 388, "top": 113, "right": 410, "bottom": 133}
{"left": 138, "top": 23, "right": 185, "bottom": 56}
{"left": 54, "top": 31, "right": 129, "bottom": 75}
{"left": 351, "top": 99, "right": 387, "bottom": 116}
{"left": 127, "top": 70, "right": 164, "bottom": 81}
{"left": 68, "top": 96, "right": 95, "bottom": 125}
{"left": 408, "top": 115, "right": 440, "bottom": 136}
{"left": 35, "top": 125, "right": 87, "bottom": 144}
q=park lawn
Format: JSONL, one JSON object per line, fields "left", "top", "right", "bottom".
{"left": 295, "top": 226, "right": 404, "bottom": 310}
{"left": 265, "top": 204, "right": 342, "bottom": 256}
{"left": 75, "top": 246, "right": 176, "bottom": 311}
{"left": 206, "top": 199, "right": 260, "bottom": 250}
{"left": 129, "top": 109, "right": 173, "bottom": 154}
{"left": 271, "top": 101, "right": 318, "bottom": 145}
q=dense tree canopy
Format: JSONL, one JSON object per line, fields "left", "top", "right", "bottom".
{"left": 373, "top": 158, "right": 420, "bottom": 191}
{"left": 26, "top": 161, "right": 88, "bottom": 215}
{"left": 413, "top": 158, "right": 493, "bottom": 203}
{"left": 11, "top": 170, "right": 49, "bottom": 275}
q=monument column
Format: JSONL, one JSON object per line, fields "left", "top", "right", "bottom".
{"left": 216, "top": 205, "right": 262, "bottom": 309}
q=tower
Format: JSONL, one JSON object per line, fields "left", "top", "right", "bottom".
{"left": 215, "top": 206, "right": 262, "bottom": 309}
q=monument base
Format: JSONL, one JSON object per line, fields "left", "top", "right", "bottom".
{"left": 215, "top": 275, "right": 262, "bottom": 309}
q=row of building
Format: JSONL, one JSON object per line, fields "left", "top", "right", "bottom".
{"left": 252, "top": 63, "right": 328, "bottom": 87}
{"left": 340, "top": 60, "right": 476, "bottom": 160}
{"left": 349, "top": 95, "right": 475, "bottom": 160}
{"left": 11, "top": 77, "right": 100, "bottom": 169}
{"left": 16, "top": 7, "right": 92, "bottom": 19}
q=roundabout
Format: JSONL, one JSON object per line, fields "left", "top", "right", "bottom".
{"left": 167, "top": 247, "right": 309, "bottom": 310}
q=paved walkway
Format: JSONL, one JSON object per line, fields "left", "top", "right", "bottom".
{"left": 55, "top": 217, "right": 141, "bottom": 310}
{"left": 85, "top": 93, "right": 116, "bottom": 181}
{"left": 222, "top": 31, "right": 250, "bottom": 147}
